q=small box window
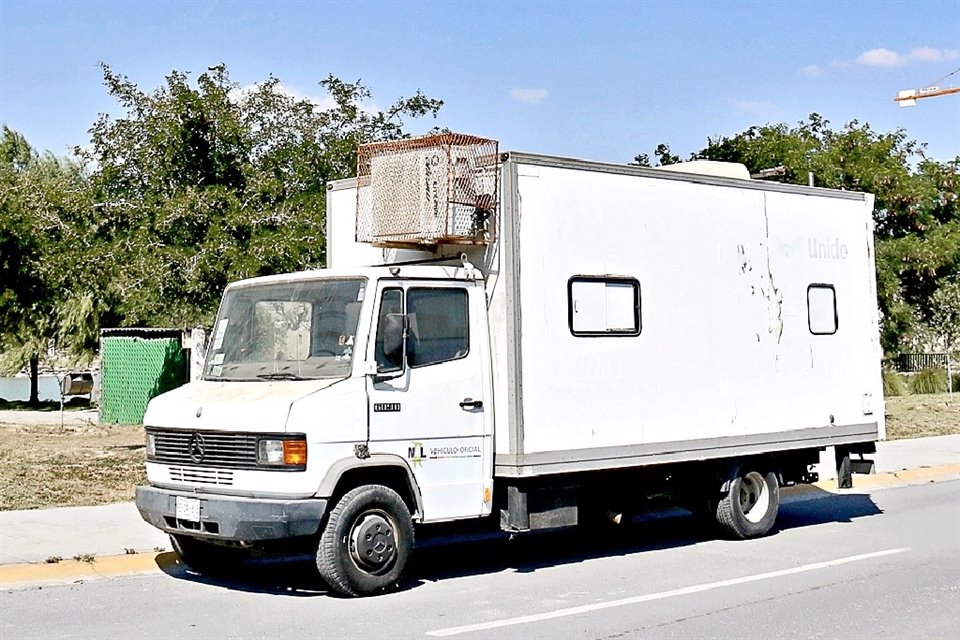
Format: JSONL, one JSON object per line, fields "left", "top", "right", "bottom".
{"left": 808, "top": 284, "right": 838, "bottom": 335}
{"left": 568, "top": 277, "right": 641, "bottom": 336}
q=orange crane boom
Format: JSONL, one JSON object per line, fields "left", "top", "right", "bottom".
{"left": 895, "top": 86, "right": 960, "bottom": 106}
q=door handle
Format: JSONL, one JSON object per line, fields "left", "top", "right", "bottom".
{"left": 459, "top": 398, "right": 483, "bottom": 409}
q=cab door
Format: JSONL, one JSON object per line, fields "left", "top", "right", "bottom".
{"left": 365, "top": 279, "right": 492, "bottom": 522}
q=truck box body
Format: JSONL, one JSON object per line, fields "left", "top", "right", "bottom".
{"left": 327, "top": 152, "right": 884, "bottom": 479}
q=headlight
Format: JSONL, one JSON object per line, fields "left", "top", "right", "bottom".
{"left": 146, "top": 433, "right": 156, "bottom": 457}
{"left": 257, "top": 438, "right": 307, "bottom": 467}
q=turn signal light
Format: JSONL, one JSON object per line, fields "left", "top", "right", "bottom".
{"left": 283, "top": 440, "right": 307, "bottom": 466}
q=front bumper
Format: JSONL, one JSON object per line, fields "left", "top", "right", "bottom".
{"left": 135, "top": 486, "right": 328, "bottom": 541}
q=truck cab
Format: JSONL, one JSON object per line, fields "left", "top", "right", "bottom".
{"left": 137, "top": 264, "right": 494, "bottom": 595}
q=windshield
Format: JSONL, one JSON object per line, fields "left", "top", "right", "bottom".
{"left": 204, "top": 278, "right": 366, "bottom": 381}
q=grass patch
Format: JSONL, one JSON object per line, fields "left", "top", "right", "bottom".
{"left": 909, "top": 368, "right": 949, "bottom": 395}
{"left": 0, "top": 421, "right": 146, "bottom": 510}
{"left": 882, "top": 370, "right": 908, "bottom": 396}
{"left": 885, "top": 392, "right": 960, "bottom": 440}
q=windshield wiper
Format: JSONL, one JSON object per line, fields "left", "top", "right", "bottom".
{"left": 257, "top": 372, "right": 308, "bottom": 381}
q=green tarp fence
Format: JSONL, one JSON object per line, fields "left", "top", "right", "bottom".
{"left": 100, "top": 329, "right": 187, "bottom": 424}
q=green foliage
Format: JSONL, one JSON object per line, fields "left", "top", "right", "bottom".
{"left": 630, "top": 143, "right": 680, "bottom": 167}
{"left": 654, "top": 143, "right": 680, "bottom": 167}
{"left": 909, "top": 368, "right": 949, "bottom": 395}
{"left": 929, "top": 280, "right": 960, "bottom": 354}
{"left": 1, "top": 65, "right": 442, "bottom": 373}
{"left": 0, "top": 126, "right": 95, "bottom": 377}
{"left": 876, "top": 223, "right": 960, "bottom": 353}
{"left": 0, "top": 128, "right": 46, "bottom": 342}
{"left": 882, "top": 370, "right": 908, "bottom": 397}
{"left": 649, "top": 114, "right": 960, "bottom": 356}
{"left": 76, "top": 63, "right": 442, "bottom": 330}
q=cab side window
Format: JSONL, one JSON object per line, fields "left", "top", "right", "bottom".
{"left": 407, "top": 288, "right": 470, "bottom": 367}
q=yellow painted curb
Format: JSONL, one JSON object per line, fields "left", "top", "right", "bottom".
{"left": 0, "top": 552, "right": 179, "bottom": 587}
{"left": 800, "top": 463, "right": 960, "bottom": 494}
{"left": 849, "top": 464, "right": 960, "bottom": 488}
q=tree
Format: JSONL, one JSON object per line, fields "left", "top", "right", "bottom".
{"left": 77, "top": 64, "right": 443, "bottom": 330}
{"left": 0, "top": 127, "right": 94, "bottom": 404}
{"left": 929, "top": 279, "right": 960, "bottom": 355}
{"left": 633, "top": 115, "right": 960, "bottom": 355}
{"left": 629, "top": 143, "right": 680, "bottom": 167}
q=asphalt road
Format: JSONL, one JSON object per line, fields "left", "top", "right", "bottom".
{"left": 3, "top": 480, "right": 959, "bottom": 640}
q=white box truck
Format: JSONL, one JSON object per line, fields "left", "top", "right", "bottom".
{"left": 136, "top": 133, "right": 883, "bottom": 596}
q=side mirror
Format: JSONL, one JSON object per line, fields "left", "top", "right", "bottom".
{"left": 382, "top": 314, "right": 406, "bottom": 365}
{"left": 372, "top": 313, "right": 407, "bottom": 382}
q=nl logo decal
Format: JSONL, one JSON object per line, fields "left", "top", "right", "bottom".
{"left": 408, "top": 442, "right": 425, "bottom": 468}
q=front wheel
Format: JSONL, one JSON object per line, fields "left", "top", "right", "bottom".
{"left": 715, "top": 469, "right": 779, "bottom": 539}
{"left": 316, "top": 484, "right": 414, "bottom": 597}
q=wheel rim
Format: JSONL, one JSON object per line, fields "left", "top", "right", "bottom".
{"left": 349, "top": 509, "right": 397, "bottom": 575}
{"left": 739, "top": 472, "right": 770, "bottom": 524}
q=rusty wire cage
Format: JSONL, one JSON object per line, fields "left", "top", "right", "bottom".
{"left": 356, "top": 133, "right": 499, "bottom": 247}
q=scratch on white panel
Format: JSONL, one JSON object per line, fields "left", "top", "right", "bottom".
{"left": 737, "top": 244, "right": 752, "bottom": 275}
{"left": 763, "top": 204, "right": 784, "bottom": 344}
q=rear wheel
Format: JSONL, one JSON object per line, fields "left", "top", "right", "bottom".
{"left": 316, "top": 484, "right": 414, "bottom": 597}
{"left": 715, "top": 469, "right": 779, "bottom": 539}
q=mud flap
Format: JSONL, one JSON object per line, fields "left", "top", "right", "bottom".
{"left": 835, "top": 443, "right": 876, "bottom": 489}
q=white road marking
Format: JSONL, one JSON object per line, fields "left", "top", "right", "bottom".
{"left": 426, "top": 547, "right": 910, "bottom": 637}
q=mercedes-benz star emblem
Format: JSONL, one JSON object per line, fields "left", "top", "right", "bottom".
{"left": 187, "top": 433, "right": 206, "bottom": 463}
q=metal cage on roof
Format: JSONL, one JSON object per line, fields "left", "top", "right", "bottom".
{"left": 355, "top": 133, "right": 499, "bottom": 247}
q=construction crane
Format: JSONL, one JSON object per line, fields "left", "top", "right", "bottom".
{"left": 895, "top": 85, "right": 960, "bottom": 107}
{"left": 895, "top": 67, "right": 960, "bottom": 107}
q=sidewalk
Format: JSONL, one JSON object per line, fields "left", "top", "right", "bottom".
{"left": 0, "top": 503, "right": 169, "bottom": 565}
{"left": 0, "top": 435, "right": 957, "bottom": 567}
{"left": 811, "top": 433, "right": 960, "bottom": 479}
{"left": 0, "top": 408, "right": 100, "bottom": 428}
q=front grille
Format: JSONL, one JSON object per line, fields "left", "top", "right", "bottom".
{"left": 147, "top": 428, "right": 259, "bottom": 470}
{"left": 169, "top": 466, "right": 234, "bottom": 486}
{"left": 146, "top": 427, "right": 306, "bottom": 471}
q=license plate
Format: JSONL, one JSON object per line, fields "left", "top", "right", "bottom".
{"left": 175, "top": 496, "right": 200, "bottom": 522}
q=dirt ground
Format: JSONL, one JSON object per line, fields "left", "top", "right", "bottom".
{"left": 884, "top": 392, "right": 960, "bottom": 440}
{"left": 0, "top": 394, "right": 957, "bottom": 511}
{"left": 0, "top": 413, "right": 146, "bottom": 511}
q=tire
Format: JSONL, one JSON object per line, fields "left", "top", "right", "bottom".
{"left": 316, "top": 484, "right": 414, "bottom": 597}
{"left": 169, "top": 534, "right": 244, "bottom": 573}
{"left": 715, "top": 469, "right": 779, "bottom": 540}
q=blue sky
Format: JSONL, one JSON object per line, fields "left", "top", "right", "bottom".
{"left": 1, "top": 0, "right": 958, "bottom": 164}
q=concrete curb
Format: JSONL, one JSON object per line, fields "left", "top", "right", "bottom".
{"left": 784, "top": 463, "right": 960, "bottom": 500}
{"left": 2, "top": 463, "right": 957, "bottom": 589}
{"left": 0, "top": 551, "right": 179, "bottom": 587}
